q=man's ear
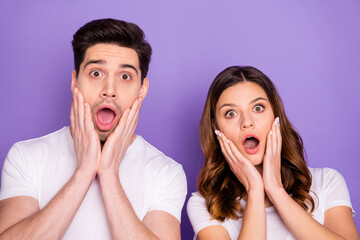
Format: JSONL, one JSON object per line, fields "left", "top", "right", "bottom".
{"left": 71, "top": 70, "right": 77, "bottom": 89}
{"left": 138, "top": 77, "right": 149, "bottom": 99}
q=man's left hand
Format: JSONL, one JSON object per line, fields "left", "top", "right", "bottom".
{"left": 98, "top": 96, "right": 143, "bottom": 177}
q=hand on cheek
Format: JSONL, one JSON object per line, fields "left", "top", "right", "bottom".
{"left": 215, "top": 130, "right": 263, "bottom": 193}
{"left": 98, "top": 96, "right": 143, "bottom": 176}
{"left": 70, "top": 87, "right": 101, "bottom": 176}
{"left": 263, "top": 117, "right": 283, "bottom": 195}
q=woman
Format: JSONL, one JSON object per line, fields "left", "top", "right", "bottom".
{"left": 187, "top": 66, "right": 359, "bottom": 240}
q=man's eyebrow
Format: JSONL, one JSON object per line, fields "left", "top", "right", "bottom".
{"left": 219, "top": 97, "right": 268, "bottom": 110}
{"left": 120, "top": 64, "right": 138, "bottom": 74}
{"left": 83, "top": 60, "right": 105, "bottom": 69}
{"left": 82, "top": 61, "right": 138, "bottom": 74}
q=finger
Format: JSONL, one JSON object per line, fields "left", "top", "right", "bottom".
{"left": 272, "top": 118, "right": 278, "bottom": 154}
{"left": 70, "top": 102, "right": 75, "bottom": 135}
{"left": 73, "top": 88, "right": 79, "bottom": 130}
{"left": 127, "top": 97, "right": 143, "bottom": 133}
{"left": 125, "top": 98, "right": 141, "bottom": 131}
{"left": 84, "top": 102, "right": 94, "bottom": 132}
{"left": 215, "top": 131, "right": 233, "bottom": 164}
{"left": 77, "top": 90, "right": 85, "bottom": 132}
{"left": 227, "top": 139, "right": 247, "bottom": 163}
{"left": 114, "top": 108, "right": 130, "bottom": 137}
{"left": 218, "top": 132, "right": 238, "bottom": 165}
{"left": 265, "top": 128, "right": 273, "bottom": 159}
{"left": 276, "top": 117, "right": 282, "bottom": 154}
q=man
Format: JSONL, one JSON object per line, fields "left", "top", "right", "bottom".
{"left": 0, "top": 19, "right": 187, "bottom": 239}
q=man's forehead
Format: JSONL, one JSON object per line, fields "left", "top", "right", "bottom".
{"left": 82, "top": 43, "right": 140, "bottom": 70}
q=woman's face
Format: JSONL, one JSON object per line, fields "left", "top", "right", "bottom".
{"left": 215, "top": 82, "right": 275, "bottom": 166}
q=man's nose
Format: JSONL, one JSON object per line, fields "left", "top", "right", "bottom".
{"left": 100, "top": 79, "right": 117, "bottom": 99}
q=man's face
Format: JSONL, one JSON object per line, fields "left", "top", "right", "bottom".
{"left": 72, "top": 43, "right": 148, "bottom": 141}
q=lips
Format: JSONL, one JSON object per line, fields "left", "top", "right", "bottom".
{"left": 95, "top": 105, "right": 118, "bottom": 131}
{"left": 242, "top": 134, "right": 260, "bottom": 154}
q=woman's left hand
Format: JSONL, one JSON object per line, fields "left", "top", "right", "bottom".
{"left": 263, "top": 117, "right": 283, "bottom": 196}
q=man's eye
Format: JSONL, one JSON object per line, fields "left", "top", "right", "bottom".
{"left": 120, "top": 73, "right": 131, "bottom": 80}
{"left": 253, "top": 105, "right": 264, "bottom": 112}
{"left": 90, "top": 70, "right": 102, "bottom": 77}
{"left": 225, "top": 110, "right": 237, "bottom": 118}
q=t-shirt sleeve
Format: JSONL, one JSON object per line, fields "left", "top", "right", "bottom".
{"left": 187, "top": 192, "right": 224, "bottom": 238}
{"left": 322, "top": 168, "right": 355, "bottom": 216}
{"left": 0, "top": 143, "right": 38, "bottom": 201}
{"left": 147, "top": 164, "right": 187, "bottom": 222}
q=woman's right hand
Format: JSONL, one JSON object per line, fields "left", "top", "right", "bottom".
{"left": 215, "top": 130, "right": 264, "bottom": 193}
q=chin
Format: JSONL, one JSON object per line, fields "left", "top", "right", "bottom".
{"left": 244, "top": 152, "right": 264, "bottom": 166}
{"left": 98, "top": 131, "right": 112, "bottom": 142}
{"left": 249, "top": 157, "right": 263, "bottom": 166}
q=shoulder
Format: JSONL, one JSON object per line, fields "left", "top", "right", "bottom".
{"left": 187, "top": 192, "right": 225, "bottom": 236}
{"left": 309, "top": 167, "right": 355, "bottom": 215}
{"left": 126, "top": 135, "right": 187, "bottom": 193}
{"left": 131, "top": 135, "right": 184, "bottom": 174}
{"left": 6, "top": 127, "right": 71, "bottom": 161}
{"left": 187, "top": 192, "right": 210, "bottom": 219}
{"left": 309, "top": 167, "right": 346, "bottom": 188}
{"left": 11, "top": 127, "right": 71, "bottom": 152}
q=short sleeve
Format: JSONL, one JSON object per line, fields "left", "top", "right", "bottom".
{"left": 322, "top": 168, "right": 355, "bottom": 216}
{"left": 0, "top": 143, "right": 38, "bottom": 201}
{"left": 187, "top": 192, "right": 224, "bottom": 238}
{"left": 147, "top": 164, "right": 187, "bottom": 222}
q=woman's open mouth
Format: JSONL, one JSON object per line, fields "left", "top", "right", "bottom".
{"left": 242, "top": 134, "right": 260, "bottom": 154}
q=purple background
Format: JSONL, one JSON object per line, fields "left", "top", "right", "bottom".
{"left": 1, "top": 0, "right": 359, "bottom": 238}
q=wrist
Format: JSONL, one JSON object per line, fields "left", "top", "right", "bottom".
{"left": 247, "top": 187, "right": 265, "bottom": 199}
{"left": 265, "top": 185, "right": 286, "bottom": 203}
{"left": 98, "top": 169, "right": 119, "bottom": 184}
{"left": 74, "top": 167, "right": 96, "bottom": 183}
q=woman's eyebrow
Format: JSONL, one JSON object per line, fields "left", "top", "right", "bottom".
{"left": 249, "top": 97, "right": 268, "bottom": 104}
{"left": 219, "top": 97, "right": 268, "bottom": 110}
{"left": 219, "top": 103, "right": 238, "bottom": 110}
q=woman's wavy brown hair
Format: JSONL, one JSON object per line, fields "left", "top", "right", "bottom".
{"left": 198, "top": 66, "right": 315, "bottom": 221}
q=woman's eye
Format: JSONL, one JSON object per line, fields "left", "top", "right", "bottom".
{"left": 225, "top": 110, "right": 237, "bottom": 118}
{"left": 90, "top": 70, "right": 102, "bottom": 77}
{"left": 253, "top": 105, "right": 264, "bottom": 112}
{"left": 120, "top": 73, "right": 131, "bottom": 80}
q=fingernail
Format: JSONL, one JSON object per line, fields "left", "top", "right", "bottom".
{"left": 275, "top": 117, "right": 279, "bottom": 126}
{"left": 225, "top": 139, "right": 229, "bottom": 144}
{"left": 269, "top": 130, "right": 273, "bottom": 135}
{"left": 214, "top": 130, "right": 221, "bottom": 137}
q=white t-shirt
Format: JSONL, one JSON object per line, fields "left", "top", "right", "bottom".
{"left": 187, "top": 167, "right": 355, "bottom": 240}
{"left": 0, "top": 127, "right": 187, "bottom": 239}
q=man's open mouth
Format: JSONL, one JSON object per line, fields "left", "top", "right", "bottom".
{"left": 97, "top": 108, "right": 116, "bottom": 124}
{"left": 242, "top": 134, "right": 260, "bottom": 154}
{"left": 95, "top": 106, "right": 117, "bottom": 131}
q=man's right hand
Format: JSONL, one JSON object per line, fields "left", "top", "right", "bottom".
{"left": 70, "top": 87, "right": 101, "bottom": 176}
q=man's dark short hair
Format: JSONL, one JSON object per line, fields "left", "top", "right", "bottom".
{"left": 72, "top": 18, "right": 152, "bottom": 83}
